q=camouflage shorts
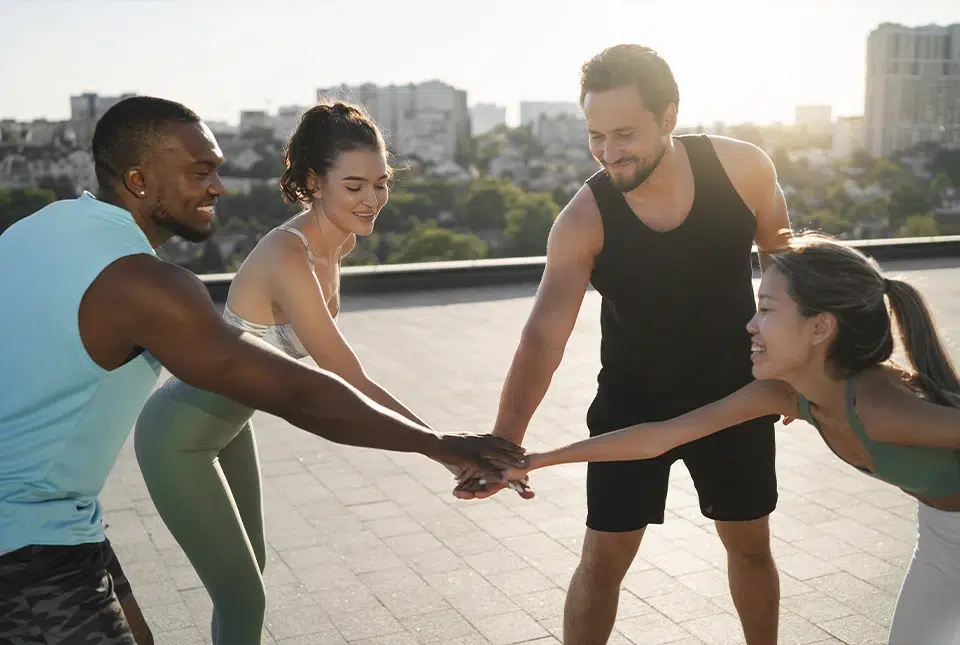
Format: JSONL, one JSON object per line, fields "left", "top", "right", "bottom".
{"left": 0, "top": 539, "right": 136, "bottom": 645}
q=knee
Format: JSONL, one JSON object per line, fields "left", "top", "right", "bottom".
{"left": 576, "top": 530, "right": 643, "bottom": 589}
{"left": 717, "top": 520, "right": 774, "bottom": 568}
{"left": 211, "top": 569, "right": 266, "bottom": 617}
{"left": 727, "top": 543, "right": 774, "bottom": 571}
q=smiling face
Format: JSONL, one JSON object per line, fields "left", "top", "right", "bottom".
{"left": 313, "top": 147, "right": 390, "bottom": 236}
{"left": 746, "top": 265, "right": 832, "bottom": 381}
{"left": 582, "top": 86, "right": 672, "bottom": 193}
{"left": 141, "top": 121, "right": 225, "bottom": 242}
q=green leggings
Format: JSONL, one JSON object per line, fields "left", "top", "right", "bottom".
{"left": 134, "top": 377, "right": 265, "bottom": 645}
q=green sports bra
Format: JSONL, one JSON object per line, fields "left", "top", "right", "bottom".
{"left": 797, "top": 376, "right": 960, "bottom": 498}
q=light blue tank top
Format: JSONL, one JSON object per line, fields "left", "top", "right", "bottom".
{"left": 0, "top": 192, "right": 162, "bottom": 553}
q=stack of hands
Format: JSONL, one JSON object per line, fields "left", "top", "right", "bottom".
{"left": 435, "top": 433, "right": 536, "bottom": 500}
{"left": 453, "top": 460, "right": 536, "bottom": 501}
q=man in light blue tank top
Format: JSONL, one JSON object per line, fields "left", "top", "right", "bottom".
{"left": 0, "top": 96, "right": 527, "bottom": 645}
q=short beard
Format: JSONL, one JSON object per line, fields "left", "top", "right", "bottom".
{"left": 148, "top": 193, "right": 212, "bottom": 243}
{"left": 607, "top": 142, "right": 668, "bottom": 193}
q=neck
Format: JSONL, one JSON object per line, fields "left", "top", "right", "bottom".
{"left": 304, "top": 205, "right": 352, "bottom": 258}
{"left": 97, "top": 187, "right": 171, "bottom": 249}
{"left": 787, "top": 362, "right": 848, "bottom": 418}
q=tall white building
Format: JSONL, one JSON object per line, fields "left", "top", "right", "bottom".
{"left": 470, "top": 103, "right": 507, "bottom": 136}
{"left": 69, "top": 92, "right": 137, "bottom": 143}
{"left": 863, "top": 23, "right": 960, "bottom": 157}
{"left": 272, "top": 105, "right": 306, "bottom": 141}
{"left": 832, "top": 116, "right": 864, "bottom": 159}
{"left": 316, "top": 81, "right": 469, "bottom": 165}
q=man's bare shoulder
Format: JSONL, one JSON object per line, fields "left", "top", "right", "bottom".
{"left": 702, "top": 135, "right": 778, "bottom": 210}
{"left": 704, "top": 134, "right": 771, "bottom": 167}
{"left": 97, "top": 253, "right": 212, "bottom": 312}
{"left": 550, "top": 183, "right": 603, "bottom": 257}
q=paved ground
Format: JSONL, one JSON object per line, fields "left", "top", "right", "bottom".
{"left": 101, "top": 258, "right": 960, "bottom": 645}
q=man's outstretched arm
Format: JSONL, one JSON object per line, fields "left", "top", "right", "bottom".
{"left": 94, "top": 255, "right": 526, "bottom": 473}
{"left": 455, "top": 188, "right": 602, "bottom": 498}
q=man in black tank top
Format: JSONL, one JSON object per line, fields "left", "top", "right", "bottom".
{"left": 455, "top": 46, "right": 792, "bottom": 644}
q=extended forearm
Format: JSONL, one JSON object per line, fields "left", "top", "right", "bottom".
{"left": 283, "top": 370, "right": 442, "bottom": 454}
{"left": 209, "top": 339, "right": 443, "bottom": 457}
{"left": 355, "top": 377, "right": 432, "bottom": 430}
{"left": 530, "top": 422, "right": 668, "bottom": 471}
{"left": 493, "top": 334, "right": 563, "bottom": 443}
{"left": 527, "top": 381, "right": 783, "bottom": 472}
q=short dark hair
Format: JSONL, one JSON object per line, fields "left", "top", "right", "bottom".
{"left": 279, "top": 100, "right": 390, "bottom": 204}
{"left": 579, "top": 44, "right": 680, "bottom": 117}
{"left": 92, "top": 96, "right": 201, "bottom": 189}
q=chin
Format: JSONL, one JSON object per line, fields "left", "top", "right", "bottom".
{"left": 352, "top": 219, "right": 377, "bottom": 236}
{"left": 751, "top": 361, "right": 773, "bottom": 380}
{"left": 177, "top": 228, "right": 213, "bottom": 243}
{"left": 752, "top": 360, "right": 789, "bottom": 382}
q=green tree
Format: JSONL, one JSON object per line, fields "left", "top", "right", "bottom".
{"left": 506, "top": 124, "right": 545, "bottom": 160}
{"left": 398, "top": 176, "right": 459, "bottom": 214}
{"left": 461, "top": 178, "right": 524, "bottom": 231}
{"left": 388, "top": 223, "right": 487, "bottom": 263}
{"left": 888, "top": 183, "right": 933, "bottom": 228}
{"left": 186, "top": 240, "right": 226, "bottom": 274}
{"left": 846, "top": 198, "right": 889, "bottom": 224}
{"left": 505, "top": 193, "right": 560, "bottom": 256}
{"left": 341, "top": 235, "right": 379, "bottom": 266}
{"left": 929, "top": 171, "right": 954, "bottom": 208}
{"left": 868, "top": 158, "right": 907, "bottom": 188}
{"left": 929, "top": 148, "right": 960, "bottom": 189}
{"left": 551, "top": 185, "right": 574, "bottom": 210}
{"left": 377, "top": 191, "right": 433, "bottom": 234}
{"left": 807, "top": 208, "right": 854, "bottom": 236}
{"left": 850, "top": 149, "right": 873, "bottom": 170}
{"left": 0, "top": 187, "right": 57, "bottom": 234}
{"left": 902, "top": 213, "right": 939, "bottom": 237}
{"left": 474, "top": 131, "right": 506, "bottom": 174}
{"left": 35, "top": 175, "right": 78, "bottom": 200}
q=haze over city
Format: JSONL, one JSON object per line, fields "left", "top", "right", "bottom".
{"left": 3, "top": 0, "right": 960, "bottom": 127}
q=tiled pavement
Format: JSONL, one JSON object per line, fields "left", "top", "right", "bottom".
{"left": 101, "top": 258, "right": 960, "bottom": 645}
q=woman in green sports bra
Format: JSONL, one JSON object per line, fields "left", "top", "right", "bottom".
{"left": 493, "top": 233, "right": 960, "bottom": 644}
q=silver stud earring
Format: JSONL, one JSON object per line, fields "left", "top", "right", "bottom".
{"left": 140, "top": 191, "right": 145, "bottom": 196}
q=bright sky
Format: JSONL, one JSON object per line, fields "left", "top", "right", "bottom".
{"left": 1, "top": 0, "right": 958, "bottom": 127}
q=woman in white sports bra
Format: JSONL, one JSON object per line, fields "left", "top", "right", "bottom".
{"left": 134, "top": 101, "right": 432, "bottom": 645}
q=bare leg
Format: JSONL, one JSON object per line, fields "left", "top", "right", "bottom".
{"left": 103, "top": 538, "right": 154, "bottom": 645}
{"left": 119, "top": 593, "right": 155, "bottom": 645}
{"left": 563, "top": 528, "right": 644, "bottom": 645}
{"left": 715, "top": 517, "right": 779, "bottom": 645}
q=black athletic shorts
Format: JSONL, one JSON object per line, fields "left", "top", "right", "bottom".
{"left": 0, "top": 539, "right": 136, "bottom": 645}
{"left": 585, "top": 394, "right": 779, "bottom": 532}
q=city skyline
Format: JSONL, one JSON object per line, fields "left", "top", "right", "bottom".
{"left": 2, "top": 0, "right": 960, "bottom": 128}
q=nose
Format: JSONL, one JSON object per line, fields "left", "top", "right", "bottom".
{"left": 210, "top": 173, "right": 227, "bottom": 197}
{"left": 603, "top": 142, "right": 616, "bottom": 164}
{"left": 361, "top": 186, "right": 379, "bottom": 208}
{"left": 746, "top": 311, "right": 759, "bottom": 335}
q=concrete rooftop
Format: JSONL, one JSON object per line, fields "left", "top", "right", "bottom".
{"left": 101, "top": 258, "right": 960, "bottom": 645}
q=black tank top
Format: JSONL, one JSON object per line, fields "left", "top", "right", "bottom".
{"left": 586, "top": 135, "right": 759, "bottom": 431}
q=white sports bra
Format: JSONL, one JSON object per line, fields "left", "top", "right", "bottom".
{"left": 222, "top": 225, "right": 337, "bottom": 360}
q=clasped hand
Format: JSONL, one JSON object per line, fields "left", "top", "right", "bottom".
{"left": 452, "top": 461, "right": 535, "bottom": 500}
